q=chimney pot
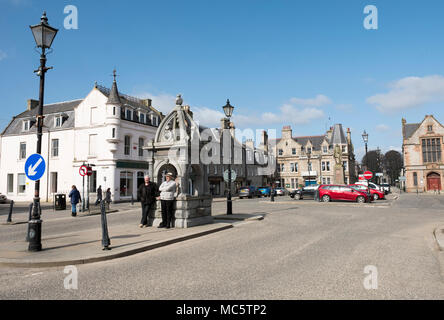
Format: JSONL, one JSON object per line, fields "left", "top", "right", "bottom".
{"left": 27, "top": 99, "right": 39, "bottom": 111}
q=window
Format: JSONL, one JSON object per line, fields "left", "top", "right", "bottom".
{"left": 413, "top": 172, "right": 418, "bottom": 186}
{"left": 89, "top": 171, "right": 97, "bottom": 193}
{"left": 126, "top": 109, "right": 132, "bottom": 121}
{"left": 113, "top": 107, "right": 116, "bottom": 116}
{"left": 124, "top": 135, "right": 131, "bottom": 155}
{"left": 322, "top": 161, "right": 330, "bottom": 171}
{"left": 90, "top": 107, "right": 99, "bottom": 124}
{"left": 291, "top": 178, "right": 295, "bottom": 189}
{"left": 422, "top": 138, "right": 441, "bottom": 163}
{"left": 322, "top": 161, "right": 325, "bottom": 171}
{"left": 51, "top": 139, "right": 59, "bottom": 157}
{"left": 112, "top": 128, "right": 116, "bottom": 138}
{"left": 292, "top": 148, "right": 296, "bottom": 155}
{"left": 295, "top": 163, "right": 298, "bottom": 172}
{"left": 326, "top": 162, "right": 330, "bottom": 171}
{"left": 19, "top": 142, "right": 26, "bottom": 159}
{"left": 323, "top": 146, "right": 328, "bottom": 154}
{"left": 281, "top": 164, "right": 285, "bottom": 172}
{"left": 151, "top": 115, "right": 158, "bottom": 126}
{"left": 17, "top": 174, "right": 26, "bottom": 193}
{"left": 278, "top": 149, "right": 283, "bottom": 156}
{"left": 327, "top": 177, "right": 331, "bottom": 184}
{"left": 88, "top": 134, "right": 97, "bottom": 156}
{"left": 55, "top": 116, "right": 62, "bottom": 128}
{"left": 7, "top": 174, "right": 13, "bottom": 193}
{"left": 23, "top": 120, "right": 30, "bottom": 131}
{"left": 343, "top": 161, "right": 348, "bottom": 171}
{"left": 308, "top": 163, "right": 312, "bottom": 171}
{"left": 342, "top": 145, "right": 346, "bottom": 153}
{"left": 138, "top": 137, "right": 144, "bottom": 157}
{"left": 50, "top": 172, "right": 58, "bottom": 193}
{"left": 307, "top": 147, "right": 312, "bottom": 154}
{"left": 140, "top": 113, "right": 145, "bottom": 124}
{"left": 428, "top": 125, "right": 433, "bottom": 132}
{"left": 290, "top": 163, "right": 295, "bottom": 172}
{"left": 120, "top": 171, "right": 133, "bottom": 197}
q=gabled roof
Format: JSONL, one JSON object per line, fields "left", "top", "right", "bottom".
{"left": 14, "top": 99, "right": 83, "bottom": 119}
{"left": 403, "top": 123, "right": 420, "bottom": 139}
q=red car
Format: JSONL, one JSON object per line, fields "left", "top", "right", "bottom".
{"left": 318, "top": 184, "right": 371, "bottom": 203}
{"left": 349, "top": 184, "right": 385, "bottom": 201}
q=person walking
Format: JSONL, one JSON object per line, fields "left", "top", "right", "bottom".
{"left": 95, "top": 185, "right": 103, "bottom": 205}
{"left": 137, "top": 175, "right": 158, "bottom": 228}
{"left": 68, "top": 185, "right": 81, "bottom": 217}
{"left": 105, "top": 188, "right": 112, "bottom": 210}
{"left": 158, "top": 172, "right": 177, "bottom": 229}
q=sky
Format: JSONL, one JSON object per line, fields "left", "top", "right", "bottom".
{"left": 1, "top": 0, "right": 444, "bottom": 161}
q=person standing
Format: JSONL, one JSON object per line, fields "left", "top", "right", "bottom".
{"left": 137, "top": 175, "right": 158, "bottom": 228}
{"left": 105, "top": 188, "right": 112, "bottom": 210}
{"left": 158, "top": 172, "right": 177, "bottom": 229}
{"left": 95, "top": 185, "right": 103, "bottom": 205}
{"left": 68, "top": 185, "right": 81, "bottom": 217}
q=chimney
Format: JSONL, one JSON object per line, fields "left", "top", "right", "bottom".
{"left": 346, "top": 128, "right": 351, "bottom": 144}
{"left": 27, "top": 99, "right": 39, "bottom": 111}
{"left": 142, "top": 99, "right": 152, "bottom": 108}
{"left": 282, "top": 125, "right": 292, "bottom": 140}
{"left": 261, "top": 130, "right": 268, "bottom": 152}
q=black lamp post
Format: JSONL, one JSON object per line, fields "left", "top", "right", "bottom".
{"left": 222, "top": 99, "right": 234, "bottom": 215}
{"left": 28, "top": 12, "right": 58, "bottom": 251}
{"left": 307, "top": 148, "right": 312, "bottom": 186}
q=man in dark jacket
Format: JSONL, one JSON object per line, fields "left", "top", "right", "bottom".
{"left": 137, "top": 175, "right": 158, "bottom": 227}
{"left": 68, "top": 185, "right": 81, "bottom": 217}
{"left": 95, "top": 185, "right": 103, "bottom": 205}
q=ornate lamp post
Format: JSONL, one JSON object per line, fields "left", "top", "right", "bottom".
{"left": 222, "top": 99, "right": 234, "bottom": 215}
{"left": 362, "top": 130, "right": 369, "bottom": 171}
{"left": 307, "top": 148, "right": 312, "bottom": 186}
{"left": 28, "top": 12, "right": 58, "bottom": 251}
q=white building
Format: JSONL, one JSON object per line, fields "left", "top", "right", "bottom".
{"left": 0, "top": 75, "right": 163, "bottom": 202}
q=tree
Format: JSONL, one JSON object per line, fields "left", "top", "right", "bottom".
{"left": 361, "top": 150, "right": 383, "bottom": 177}
{"left": 383, "top": 150, "right": 403, "bottom": 185}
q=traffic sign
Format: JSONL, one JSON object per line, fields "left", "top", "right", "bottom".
{"left": 399, "top": 176, "right": 407, "bottom": 181}
{"left": 79, "top": 165, "right": 88, "bottom": 176}
{"left": 364, "top": 171, "right": 373, "bottom": 180}
{"left": 25, "top": 154, "right": 46, "bottom": 181}
{"left": 223, "top": 169, "right": 237, "bottom": 182}
{"left": 375, "top": 172, "right": 383, "bottom": 177}
{"left": 86, "top": 166, "right": 93, "bottom": 176}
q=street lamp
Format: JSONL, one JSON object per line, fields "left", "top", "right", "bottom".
{"left": 28, "top": 12, "right": 58, "bottom": 252}
{"left": 307, "top": 148, "right": 311, "bottom": 186}
{"left": 222, "top": 99, "right": 234, "bottom": 215}
{"left": 362, "top": 130, "right": 369, "bottom": 170}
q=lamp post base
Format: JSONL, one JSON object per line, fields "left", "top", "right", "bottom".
{"left": 28, "top": 219, "right": 42, "bottom": 252}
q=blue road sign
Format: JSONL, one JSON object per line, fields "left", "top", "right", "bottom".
{"left": 25, "top": 153, "right": 46, "bottom": 181}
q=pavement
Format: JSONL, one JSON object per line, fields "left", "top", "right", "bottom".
{"left": 0, "top": 201, "right": 264, "bottom": 268}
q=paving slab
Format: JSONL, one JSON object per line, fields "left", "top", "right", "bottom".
{"left": 0, "top": 221, "right": 233, "bottom": 268}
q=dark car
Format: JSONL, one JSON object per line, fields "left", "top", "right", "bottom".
{"left": 380, "top": 183, "right": 391, "bottom": 194}
{"left": 290, "top": 185, "right": 320, "bottom": 200}
{"left": 239, "top": 186, "right": 261, "bottom": 199}
{"left": 318, "top": 185, "right": 371, "bottom": 203}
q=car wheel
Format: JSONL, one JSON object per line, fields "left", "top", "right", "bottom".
{"left": 357, "top": 196, "right": 365, "bottom": 203}
{"left": 322, "top": 195, "right": 330, "bottom": 202}
{"left": 295, "top": 194, "right": 301, "bottom": 200}
{"left": 373, "top": 193, "right": 379, "bottom": 201}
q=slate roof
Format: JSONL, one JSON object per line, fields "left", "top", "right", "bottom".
{"left": 106, "top": 80, "right": 122, "bottom": 105}
{"left": 14, "top": 100, "right": 82, "bottom": 119}
{"left": 330, "top": 124, "right": 347, "bottom": 144}
{"left": 403, "top": 123, "right": 420, "bottom": 139}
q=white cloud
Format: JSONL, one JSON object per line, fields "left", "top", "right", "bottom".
{"left": 289, "top": 94, "right": 331, "bottom": 107}
{"left": 367, "top": 75, "right": 444, "bottom": 112}
{"left": 376, "top": 124, "right": 390, "bottom": 131}
{"left": 0, "top": 50, "right": 7, "bottom": 61}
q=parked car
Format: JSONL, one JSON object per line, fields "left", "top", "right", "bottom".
{"left": 258, "top": 186, "right": 274, "bottom": 197}
{"left": 318, "top": 185, "right": 371, "bottom": 203}
{"left": 239, "top": 186, "right": 261, "bottom": 199}
{"left": 290, "top": 185, "right": 320, "bottom": 200}
{"left": 356, "top": 181, "right": 383, "bottom": 192}
{"left": 380, "top": 183, "right": 391, "bottom": 194}
{"left": 350, "top": 184, "right": 385, "bottom": 200}
{"left": 0, "top": 193, "right": 8, "bottom": 204}
{"left": 275, "top": 187, "right": 287, "bottom": 196}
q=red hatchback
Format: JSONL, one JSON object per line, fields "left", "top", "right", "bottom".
{"left": 349, "top": 184, "right": 385, "bottom": 201}
{"left": 318, "top": 185, "right": 371, "bottom": 203}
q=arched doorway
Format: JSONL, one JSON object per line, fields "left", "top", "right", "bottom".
{"left": 157, "top": 164, "right": 178, "bottom": 184}
{"left": 427, "top": 172, "right": 441, "bottom": 191}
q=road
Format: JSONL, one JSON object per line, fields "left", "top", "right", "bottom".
{"left": 1, "top": 193, "right": 444, "bottom": 299}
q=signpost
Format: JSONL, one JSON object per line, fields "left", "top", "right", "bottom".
{"left": 25, "top": 154, "right": 46, "bottom": 181}
{"left": 223, "top": 169, "right": 237, "bottom": 183}
{"left": 363, "top": 171, "right": 373, "bottom": 180}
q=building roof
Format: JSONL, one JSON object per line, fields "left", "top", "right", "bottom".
{"left": 106, "top": 80, "right": 122, "bottom": 105}
{"left": 14, "top": 99, "right": 83, "bottom": 119}
{"left": 330, "top": 124, "right": 347, "bottom": 144}
{"left": 403, "top": 123, "right": 420, "bottom": 139}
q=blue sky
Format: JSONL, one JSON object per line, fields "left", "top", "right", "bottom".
{"left": 1, "top": 0, "right": 444, "bottom": 161}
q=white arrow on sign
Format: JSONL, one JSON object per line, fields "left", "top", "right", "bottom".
{"left": 28, "top": 158, "right": 43, "bottom": 176}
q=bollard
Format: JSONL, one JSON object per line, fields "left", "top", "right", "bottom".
{"left": 100, "top": 201, "right": 111, "bottom": 250}
{"left": 25, "top": 203, "right": 33, "bottom": 242}
{"left": 131, "top": 194, "right": 134, "bottom": 205}
{"left": 6, "top": 200, "right": 14, "bottom": 223}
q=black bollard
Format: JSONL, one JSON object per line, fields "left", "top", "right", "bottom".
{"left": 100, "top": 201, "right": 111, "bottom": 250}
{"left": 6, "top": 200, "right": 14, "bottom": 223}
{"left": 131, "top": 194, "right": 134, "bottom": 205}
{"left": 25, "top": 203, "right": 33, "bottom": 242}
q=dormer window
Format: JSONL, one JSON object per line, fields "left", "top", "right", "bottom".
{"left": 55, "top": 115, "right": 63, "bottom": 128}
{"left": 125, "top": 109, "right": 132, "bottom": 121}
{"left": 139, "top": 113, "right": 145, "bottom": 124}
{"left": 323, "top": 146, "right": 328, "bottom": 153}
{"left": 151, "top": 114, "right": 158, "bottom": 126}
{"left": 427, "top": 125, "right": 433, "bottom": 132}
{"left": 23, "top": 120, "right": 30, "bottom": 131}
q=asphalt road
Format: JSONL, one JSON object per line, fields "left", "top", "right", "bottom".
{"left": 1, "top": 193, "right": 444, "bottom": 299}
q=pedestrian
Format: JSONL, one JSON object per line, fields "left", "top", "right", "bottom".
{"left": 95, "top": 185, "right": 103, "bottom": 205}
{"left": 68, "top": 185, "right": 81, "bottom": 217}
{"left": 137, "top": 175, "right": 158, "bottom": 228}
{"left": 105, "top": 188, "right": 112, "bottom": 210}
{"left": 158, "top": 172, "right": 177, "bottom": 229}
